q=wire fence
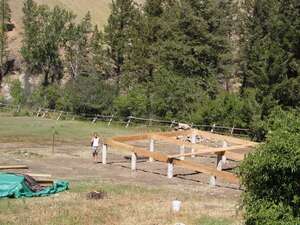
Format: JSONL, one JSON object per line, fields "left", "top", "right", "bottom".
{"left": 0, "top": 102, "right": 252, "bottom": 137}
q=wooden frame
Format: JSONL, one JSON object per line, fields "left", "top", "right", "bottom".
{"left": 104, "top": 129, "right": 258, "bottom": 185}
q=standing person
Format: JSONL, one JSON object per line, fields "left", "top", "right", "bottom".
{"left": 91, "top": 133, "right": 100, "bottom": 163}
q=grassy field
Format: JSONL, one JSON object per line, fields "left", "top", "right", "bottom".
{"left": 0, "top": 114, "right": 242, "bottom": 225}
{"left": 0, "top": 113, "right": 159, "bottom": 144}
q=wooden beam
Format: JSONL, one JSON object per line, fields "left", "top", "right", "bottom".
{"left": 105, "top": 139, "right": 169, "bottom": 162}
{"left": 173, "top": 159, "right": 239, "bottom": 184}
{"left": 168, "top": 144, "right": 254, "bottom": 159}
{"left": 110, "top": 130, "right": 191, "bottom": 143}
{"left": 225, "top": 152, "right": 245, "bottom": 161}
{"left": 152, "top": 134, "right": 199, "bottom": 147}
{"left": 113, "top": 134, "right": 150, "bottom": 142}
{"left": 25, "top": 173, "right": 52, "bottom": 178}
{"left": 196, "top": 130, "right": 257, "bottom": 146}
{"left": 36, "top": 179, "right": 54, "bottom": 185}
{"left": 0, "top": 165, "right": 29, "bottom": 170}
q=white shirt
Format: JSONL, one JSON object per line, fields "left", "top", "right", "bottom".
{"left": 93, "top": 137, "right": 100, "bottom": 147}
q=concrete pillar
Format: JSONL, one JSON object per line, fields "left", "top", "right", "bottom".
{"left": 209, "top": 176, "right": 216, "bottom": 187}
{"left": 191, "top": 132, "right": 196, "bottom": 158}
{"left": 102, "top": 144, "right": 107, "bottom": 165}
{"left": 131, "top": 152, "right": 137, "bottom": 171}
{"left": 180, "top": 145, "right": 185, "bottom": 160}
{"left": 149, "top": 139, "right": 154, "bottom": 162}
{"left": 221, "top": 141, "right": 228, "bottom": 165}
{"left": 222, "top": 155, "right": 227, "bottom": 165}
{"left": 217, "top": 153, "right": 223, "bottom": 171}
{"left": 167, "top": 160, "right": 174, "bottom": 178}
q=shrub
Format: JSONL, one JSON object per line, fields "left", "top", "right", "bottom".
{"left": 114, "top": 85, "right": 148, "bottom": 118}
{"left": 191, "top": 89, "right": 261, "bottom": 129}
{"left": 151, "top": 69, "right": 208, "bottom": 121}
{"left": 239, "top": 109, "right": 300, "bottom": 225}
{"left": 9, "top": 80, "right": 26, "bottom": 105}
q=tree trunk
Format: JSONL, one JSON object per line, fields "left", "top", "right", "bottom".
{"left": 43, "top": 69, "right": 49, "bottom": 86}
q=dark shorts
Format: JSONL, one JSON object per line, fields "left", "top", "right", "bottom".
{"left": 92, "top": 146, "right": 99, "bottom": 156}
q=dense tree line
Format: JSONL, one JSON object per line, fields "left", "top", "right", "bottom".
{"left": 6, "top": 0, "right": 300, "bottom": 135}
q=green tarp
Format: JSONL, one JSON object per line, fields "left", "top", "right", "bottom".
{"left": 0, "top": 172, "right": 69, "bottom": 198}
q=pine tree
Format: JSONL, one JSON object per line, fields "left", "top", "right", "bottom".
{"left": 21, "top": 1, "right": 74, "bottom": 86}
{"left": 158, "top": 0, "right": 235, "bottom": 93}
{"left": 64, "top": 12, "right": 93, "bottom": 79}
{"left": 123, "top": 0, "right": 166, "bottom": 116}
{"left": 90, "top": 25, "right": 108, "bottom": 77}
{"left": 104, "top": 0, "right": 139, "bottom": 94}
{"left": 0, "top": 0, "right": 11, "bottom": 88}
{"left": 241, "top": 0, "right": 300, "bottom": 112}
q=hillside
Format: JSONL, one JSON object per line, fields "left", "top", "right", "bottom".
{"left": 8, "top": 0, "right": 144, "bottom": 58}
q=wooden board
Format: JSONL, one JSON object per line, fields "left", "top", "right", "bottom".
{"left": 196, "top": 130, "right": 257, "bottom": 146}
{"left": 225, "top": 152, "right": 245, "bottom": 161}
{"left": 105, "top": 139, "right": 169, "bottom": 162}
{"left": 173, "top": 159, "right": 239, "bottom": 184}
{"left": 168, "top": 144, "right": 254, "bottom": 159}
{"left": 25, "top": 173, "right": 52, "bottom": 178}
{"left": 0, "top": 165, "right": 29, "bottom": 170}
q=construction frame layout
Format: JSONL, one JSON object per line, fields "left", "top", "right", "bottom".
{"left": 104, "top": 129, "right": 258, "bottom": 186}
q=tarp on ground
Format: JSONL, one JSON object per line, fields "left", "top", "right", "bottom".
{"left": 0, "top": 172, "right": 69, "bottom": 198}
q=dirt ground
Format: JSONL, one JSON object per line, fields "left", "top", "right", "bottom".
{"left": 0, "top": 140, "right": 242, "bottom": 218}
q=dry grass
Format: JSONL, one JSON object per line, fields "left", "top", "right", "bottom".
{"left": 0, "top": 181, "right": 238, "bottom": 225}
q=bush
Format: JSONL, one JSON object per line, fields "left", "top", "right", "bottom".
{"left": 114, "top": 85, "right": 148, "bottom": 118}
{"left": 151, "top": 69, "right": 208, "bottom": 121}
{"left": 29, "top": 85, "right": 61, "bottom": 109}
{"left": 239, "top": 109, "right": 300, "bottom": 225}
{"left": 10, "top": 80, "right": 26, "bottom": 105}
{"left": 191, "top": 89, "right": 261, "bottom": 129}
{"left": 63, "top": 76, "right": 117, "bottom": 114}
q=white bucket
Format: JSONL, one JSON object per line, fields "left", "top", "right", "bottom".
{"left": 172, "top": 200, "right": 182, "bottom": 213}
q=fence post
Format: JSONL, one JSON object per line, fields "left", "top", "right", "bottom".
{"left": 148, "top": 118, "right": 153, "bottom": 127}
{"left": 230, "top": 126, "right": 235, "bottom": 135}
{"left": 92, "top": 115, "right": 97, "bottom": 123}
{"left": 170, "top": 120, "right": 176, "bottom": 128}
{"left": 108, "top": 115, "right": 114, "bottom": 126}
{"left": 126, "top": 116, "right": 132, "bottom": 128}
{"left": 210, "top": 123, "right": 216, "bottom": 133}
{"left": 36, "top": 108, "right": 41, "bottom": 117}
{"left": 57, "top": 111, "right": 63, "bottom": 121}
{"left": 42, "top": 109, "right": 48, "bottom": 118}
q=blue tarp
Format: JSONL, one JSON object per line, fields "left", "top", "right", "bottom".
{"left": 0, "top": 172, "right": 69, "bottom": 198}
